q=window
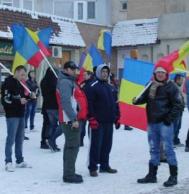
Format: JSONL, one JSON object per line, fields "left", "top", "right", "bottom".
{"left": 74, "top": 1, "right": 87, "bottom": 21}
{"left": 121, "top": 1, "right": 127, "bottom": 11}
{"left": 23, "top": 0, "right": 34, "bottom": 11}
{"left": 53, "top": 1, "right": 73, "bottom": 18}
{"left": 2, "top": 0, "right": 13, "bottom": 6}
{"left": 87, "top": 1, "right": 95, "bottom": 19}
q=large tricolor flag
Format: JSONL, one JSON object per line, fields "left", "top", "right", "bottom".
{"left": 11, "top": 24, "right": 52, "bottom": 72}
{"left": 119, "top": 58, "right": 154, "bottom": 131}
{"left": 97, "top": 29, "right": 112, "bottom": 56}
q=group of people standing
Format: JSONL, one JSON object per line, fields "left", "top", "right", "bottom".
{"left": 1, "top": 59, "right": 189, "bottom": 187}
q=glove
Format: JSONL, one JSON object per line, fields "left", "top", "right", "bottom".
{"left": 89, "top": 117, "right": 99, "bottom": 129}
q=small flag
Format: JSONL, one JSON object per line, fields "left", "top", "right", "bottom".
{"left": 97, "top": 29, "right": 112, "bottom": 56}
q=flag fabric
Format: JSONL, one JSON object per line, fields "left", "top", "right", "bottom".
{"left": 11, "top": 24, "right": 52, "bottom": 72}
{"left": 83, "top": 44, "right": 103, "bottom": 72}
{"left": 97, "top": 30, "right": 112, "bottom": 56}
{"left": 155, "top": 41, "right": 189, "bottom": 73}
{"left": 119, "top": 58, "right": 154, "bottom": 131}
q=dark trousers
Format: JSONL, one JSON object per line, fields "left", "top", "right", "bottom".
{"left": 80, "top": 120, "right": 86, "bottom": 145}
{"left": 173, "top": 113, "right": 182, "bottom": 144}
{"left": 41, "top": 110, "right": 50, "bottom": 144}
{"left": 186, "top": 129, "right": 189, "bottom": 147}
{"left": 88, "top": 123, "right": 113, "bottom": 171}
{"left": 25, "top": 100, "right": 37, "bottom": 130}
{"left": 47, "top": 109, "right": 63, "bottom": 147}
{"left": 62, "top": 124, "right": 80, "bottom": 178}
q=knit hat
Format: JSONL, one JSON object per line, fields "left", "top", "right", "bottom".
{"left": 154, "top": 67, "right": 167, "bottom": 73}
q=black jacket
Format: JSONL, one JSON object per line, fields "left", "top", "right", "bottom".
{"left": 134, "top": 81, "right": 183, "bottom": 124}
{"left": 1, "top": 76, "right": 28, "bottom": 117}
{"left": 40, "top": 68, "right": 58, "bottom": 111}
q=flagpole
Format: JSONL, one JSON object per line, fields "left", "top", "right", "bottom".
{"left": 39, "top": 49, "right": 58, "bottom": 78}
{"left": 135, "top": 81, "right": 152, "bottom": 101}
{"left": 0, "top": 62, "right": 32, "bottom": 93}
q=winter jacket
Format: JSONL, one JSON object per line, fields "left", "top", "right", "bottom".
{"left": 1, "top": 76, "right": 29, "bottom": 117}
{"left": 86, "top": 64, "right": 119, "bottom": 123}
{"left": 40, "top": 68, "right": 58, "bottom": 110}
{"left": 134, "top": 80, "right": 183, "bottom": 124}
{"left": 56, "top": 71, "right": 77, "bottom": 123}
{"left": 26, "top": 79, "right": 39, "bottom": 101}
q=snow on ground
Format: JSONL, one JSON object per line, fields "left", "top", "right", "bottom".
{"left": 0, "top": 110, "right": 189, "bottom": 194}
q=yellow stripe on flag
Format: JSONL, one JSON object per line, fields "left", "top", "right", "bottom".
{"left": 83, "top": 54, "right": 93, "bottom": 72}
{"left": 119, "top": 79, "right": 146, "bottom": 108}
{"left": 26, "top": 28, "right": 39, "bottom": 44}
{"left": 12, "top": 52, "right": 27, "bottom": 73}
{"left": 97, "top": 30, "right": 105, "bottom": 50}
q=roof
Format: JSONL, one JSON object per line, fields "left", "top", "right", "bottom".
{"left": 158, "top": 12, "right": 189, "bottom": 40}
{"left": 112, "top": 18, "right": 158, "bottom": 47}
{"left": 0, "top": 5, "right": 85, "bottom": 47}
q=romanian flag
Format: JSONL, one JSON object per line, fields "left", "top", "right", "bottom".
{"left": 119, "top": 58, "right": 154, "bottom": 131}
{"left": 83, "top": 44, "right": 103, "bottom": 72}
{"left": 11, "top": 24, "right": 52, "bottom": 72}
{"left": 97, "top": 29, "right": 112, "bottom": 56}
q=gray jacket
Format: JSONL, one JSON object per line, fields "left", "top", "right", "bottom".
{"left": 57, "top": 71, "right": 77, "bottom": 122}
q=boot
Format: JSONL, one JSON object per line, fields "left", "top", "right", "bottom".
{"left": 137, "top": 163, "right": 158, "bottom": 183}
{"left": 63, "top": 175, "right": 83, "bottom": 184}
{"left": 163, "top": 165, "right": 177, "bottom": 187}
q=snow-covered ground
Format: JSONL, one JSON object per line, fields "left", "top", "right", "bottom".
{"left": 0, "top": 110, "right": 189, "bottom": 194}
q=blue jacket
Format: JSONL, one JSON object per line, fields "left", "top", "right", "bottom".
{"left": 86, "top": 64, "right": 119, "bottom": 123}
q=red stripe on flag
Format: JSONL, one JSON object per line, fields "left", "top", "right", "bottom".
{"left": 28, "top": 51, "right": 43, "bottom": 68}
{"left": 38, "top": 41, "right": 51, "bottom": 56}
{"left": 119, "top": 102, "right": 147, "bottom": 131}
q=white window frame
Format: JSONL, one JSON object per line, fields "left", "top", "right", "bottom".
{"left": 20, "top": 0, "right": 34, "bottom": 11}
{"left": 2, "top": 0, "right": 13, "bottom": 6}
{"left": 74, "top": 1, "right": 87, "bottom": 21}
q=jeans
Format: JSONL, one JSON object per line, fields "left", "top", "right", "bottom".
{"left": 148, "top": 122, "right": 177, "bottom": 166}
{"left": 173, "top": 113, "right": 182, "bottom": 144}
{"left": 25, "top": 100, "right": 37, "bottom": 130}
{"left": 88, "top": 123, "right": 113, "bottom": 171}
{"left": 47, "top": 109, "right": 63, "bottom": 147}
{"left": 62, "top": 123, "right": 80, "bottom": 178}
{"left": 5, "top": 117, "right": 25, "bottom": 164}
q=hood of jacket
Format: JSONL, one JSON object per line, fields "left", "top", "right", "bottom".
{"left": 95, "top": 64, "right": 110, "bottom": 80}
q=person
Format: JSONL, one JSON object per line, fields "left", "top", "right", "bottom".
{"left": 25, "top": 70, "right": 39, "bottom": 131}
{"left": 41, "top": 67, "right": 62, "bottom": 152}
{"left": 78, "top": 70, "right": 93, "bottom": 146}
{"left": 184, "top": 76, "right": 189, "bottom": 152}
{"left": 173, "top": 74, "right": 185, "bottom": 146}
{"left": 87, "top": 64, "right": 119, "bottom": 177}
{"left": 40, "top": 75, "right": 50, "bottom": 149}
{"left": 133, "top": 66, "right": 183, "bottom": 187}
{"left": 1, "top": 65, "right": 34, "bottom": 172}
{"left": 57, "top": 61, "right": 83, "bottom": 184}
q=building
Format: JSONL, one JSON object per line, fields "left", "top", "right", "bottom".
{"left": 0, "top": 0, "right": 112, "bottom": 26}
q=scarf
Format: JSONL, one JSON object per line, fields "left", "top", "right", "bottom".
{"left": 149, "top": 80, "right": 165, "bottom": 99}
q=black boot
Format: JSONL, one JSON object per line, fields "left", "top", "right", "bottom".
{"left": 163, "top": 165, "right": 177, "bottom": 187}
{"left": 137, "top": 163, "right": 158, "bottom": 183}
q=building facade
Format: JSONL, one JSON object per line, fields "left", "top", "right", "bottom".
{"left": 0, "top": 0, "right": 112, "bottom": 25}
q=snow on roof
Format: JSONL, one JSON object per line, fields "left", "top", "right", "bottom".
{"left": 51, "top": 18, "right": 85, "bottom": 47}
{"left": 0, "top": 5, "right": 85, "bottom": 47}
{"left": 112, "top": 18, "right": 158, "bottom": 47}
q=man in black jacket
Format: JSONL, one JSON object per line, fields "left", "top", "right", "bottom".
{"left": 1, "top": 65, "right": 33, "bottom": 172}
{"left": 87, "top": 64, "right": 119, "bottom": 177}
{"left": 133, "top": 66, "right": 183, "bottom": 187}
